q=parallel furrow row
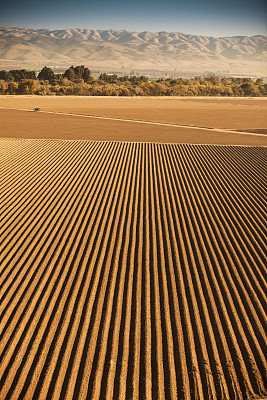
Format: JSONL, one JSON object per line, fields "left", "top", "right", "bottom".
{"left": 0, "top": 138, "right": 266, "bottom": 400}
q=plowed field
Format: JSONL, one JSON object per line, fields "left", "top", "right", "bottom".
{"left": 1, "top": 137, "right": 266, "bottom": 399}
{"left": 1, "top": 96, "right": 267, "bottom": 145}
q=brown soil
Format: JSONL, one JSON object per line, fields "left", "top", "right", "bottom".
{"left": 236, "top": 129, "right": 267, "bottom": 135}
{"left": 0, "top": 138, "right": 266, "bottom": 399}
{"left": 0, "top": 96, "right": 267, "bottom": 145}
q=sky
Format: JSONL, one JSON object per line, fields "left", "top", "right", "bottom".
{"left": 0, "top": 0, "right": 266, "bottom": 37}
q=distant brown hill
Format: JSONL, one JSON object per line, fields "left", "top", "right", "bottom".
{"left": 0, "top": 26, "right": 266, "bottom": 74}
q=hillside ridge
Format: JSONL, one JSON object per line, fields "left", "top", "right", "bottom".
{"left": 0, "top": 26, "right": 266, "bottom": 73}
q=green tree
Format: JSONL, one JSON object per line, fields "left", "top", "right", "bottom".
{"left": 82, "top": 67, "right": 92, "bottom": 83}
{"left": 0, "top": 80, "right": 8, "bottom": 94}
{"left": 7, "top": 82, "right": 18, "bottom": 94}
{"left": 38, "top": 67, "right": 55, "bottom": 83}
{"left": 64, "top": 66, "right": 76, "bottom": 81}
{"left": 0, "top": 70, "right": 14, "bottom": 82}
{"left": 241, "top": 82, "right": 257, "bottom": 96}
{"left": 73, "top": 65, "right": 84, "bottom": 79}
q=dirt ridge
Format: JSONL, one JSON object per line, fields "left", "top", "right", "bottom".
{"left": 0, "top": 138, "right": 266, "bottom": 399}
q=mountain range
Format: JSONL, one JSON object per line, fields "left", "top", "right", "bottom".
{"left": 0, "top": 26, "right": 266, "bottom": 74}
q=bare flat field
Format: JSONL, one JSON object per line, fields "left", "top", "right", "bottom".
{"left": 1, "top": 137, "right": 266, "bottom": 399}
{"left": 0, "top": 96, "right": 267, "bottom": 145}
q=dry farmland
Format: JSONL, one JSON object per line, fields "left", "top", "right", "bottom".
{"left": 0, "top": 96, "right": 267, "bottom": 400}
{"left": 0, "top": 96, "right": 267, "bottom": 145}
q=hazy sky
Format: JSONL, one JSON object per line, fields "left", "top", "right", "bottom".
{"left": 1, "top": 0, "right": 266, "bottom": 37}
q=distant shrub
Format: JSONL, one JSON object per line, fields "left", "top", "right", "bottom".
{"left": 0, "top": 66, "right": 265, "bottom": 96}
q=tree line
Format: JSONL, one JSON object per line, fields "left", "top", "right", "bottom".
{"left": 0, "top": 66, "right": 266, "bottom": 96}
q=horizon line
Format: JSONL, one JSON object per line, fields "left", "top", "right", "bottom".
{"left": 1, "top": 25, "right": 266, "bottom": 39}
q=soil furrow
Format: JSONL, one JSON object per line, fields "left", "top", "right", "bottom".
{"left": 175, "top": 144, "right": 266, "bottom": 397}
{"left": 1, "top": 138, "right": 266, "bottom": 400}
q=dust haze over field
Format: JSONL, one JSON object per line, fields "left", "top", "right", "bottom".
{"left": 0, "top": 97, "right": 267, "bottom": 399}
